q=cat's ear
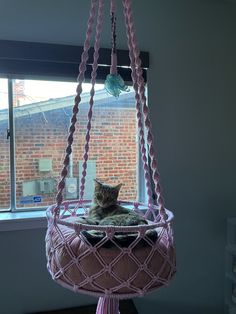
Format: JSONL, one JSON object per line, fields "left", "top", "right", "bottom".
{"left": 114, "top": 183, "right": 122, "bottom": 191}
{"left": 94, "top": 178, "right": 102, "bottom": 188}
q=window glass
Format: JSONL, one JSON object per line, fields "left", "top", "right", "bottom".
{"left": 77, "top": 88, "right": 138, "bottom": 201}
{"left": 12, "top": 79, "right": 138, "bottom": 209}
{"left": 0, "top": 78, "right": 10, "bottom": 210}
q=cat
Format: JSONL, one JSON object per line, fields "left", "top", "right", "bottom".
{"left": 79, "top": 179, "right": 157, "bottom": 247}
{"left": 88, "top": 179, "right": 147, "bottom": 225}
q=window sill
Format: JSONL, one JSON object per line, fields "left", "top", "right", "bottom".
{"left": 0, "top": 211, "right": 47, "bottom": 232}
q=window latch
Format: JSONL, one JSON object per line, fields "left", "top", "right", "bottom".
{"left": 6, "top": 128, "right": 10, "bottom": 139}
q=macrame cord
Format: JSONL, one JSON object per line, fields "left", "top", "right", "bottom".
{"left": 110, "top": 0, "right": 117, "bottom": 75}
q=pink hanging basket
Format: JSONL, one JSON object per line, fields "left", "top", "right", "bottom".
{"left": 45, "top": 0, "right": 176, "bottom": 313}
{"left": 46, "top": 200, "right": 175, "bottom": 299}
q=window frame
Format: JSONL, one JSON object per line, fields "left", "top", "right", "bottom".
{"left": 0, "top": 40, "right": 149, "bottom": 214}
{"left": 0, "top": 40, "right": 148, "bottom": 82}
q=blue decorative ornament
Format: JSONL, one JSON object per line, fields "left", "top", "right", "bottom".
{"left": 104, "top": 73, "right": 130, "bottom": 98}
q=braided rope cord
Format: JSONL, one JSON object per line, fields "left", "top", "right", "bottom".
{"left": 111, "top": 0, "right": 117, "bottom": 54}
{"left": 110, "top": 0, "right": 118, "bottom": 75}
{"left": 79, "top": 0, "right": 105, "bottom": 201}
{"left": 122, "top": 0, "right": 153, "bottom": 211}
{"left": 54, "top": 0, "right": 98, "bottom": 217}
{"left": 124, "top": 0, "right": 167, "bottom": 219}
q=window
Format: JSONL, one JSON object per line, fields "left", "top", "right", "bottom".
{"left": 0, "top": 40, "right": 149, "bottom": 212}
{"left": 0, "top": 78, "right": 144, "bottom": 211}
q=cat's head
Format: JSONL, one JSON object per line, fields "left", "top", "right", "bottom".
{"left": 93, "top": 179, "right": 122, "bottom": 208}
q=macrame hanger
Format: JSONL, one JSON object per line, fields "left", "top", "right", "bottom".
{"left": 46, "top": 2, "right": 176, "bottom": 309}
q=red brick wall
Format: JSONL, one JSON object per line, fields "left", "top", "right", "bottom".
{"left": 0, "top": 104, "right": 137, "bottom": 209}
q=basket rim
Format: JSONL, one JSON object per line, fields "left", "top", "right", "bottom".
{"left": 46, "top": 199, "right": 174, "bottom": 232}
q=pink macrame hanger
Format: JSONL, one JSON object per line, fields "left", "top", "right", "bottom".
{"left": 46, "top": 3, "right": 176, "bottom": 314}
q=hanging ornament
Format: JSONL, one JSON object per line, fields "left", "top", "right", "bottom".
{"left": 104, "top": 0, "right": 130, "bottom": 97}
{"left": 104, "top": 73, "right": 130, "bottom": 98}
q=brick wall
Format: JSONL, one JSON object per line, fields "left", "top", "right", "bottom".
{"left": 0, "top": 98, "right": 138, "bottom": 209}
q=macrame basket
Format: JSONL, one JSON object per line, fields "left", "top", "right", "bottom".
{"left": 45, "top": 0, "right": 176, "bottom": 313}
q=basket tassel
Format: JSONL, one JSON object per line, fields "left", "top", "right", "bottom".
{"left": 96, "top": 297, "right": 120, "bottom": 314}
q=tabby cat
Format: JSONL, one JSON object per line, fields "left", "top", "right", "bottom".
{"left": 88, "top": 179, "right": 147, "bottom": 225}
{"left": 79, "top": 179, "right": 157, "bottom": 247}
